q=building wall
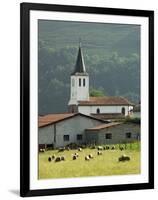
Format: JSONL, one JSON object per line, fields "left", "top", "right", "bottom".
{"left": 85, "top": 123, "right": 140, "bottom": 145}
{"left": 39, "top": 124, "right": 55, "bottom": 145}
{"left": 85, "top": 130, "right": 99, "bottom": 145}
{"left": 68, "top": 75, "right": 89, "bottom": 105}
{"left": 55, "top": 115, "right": 103, "bottom": 147}
{"left": 38, "top": 115, "right": 104, "bottom": 148}
{"left": 78, "top": 105, "right": 132, "bottom": 116}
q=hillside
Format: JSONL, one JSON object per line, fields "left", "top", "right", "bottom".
{"left": 38, "top": 20, "right": 140, "bottom": 114}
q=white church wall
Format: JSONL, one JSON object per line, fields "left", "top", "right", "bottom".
{"left": 76, "top": 75, "right": 89, "bottom": 101}
{"left": 68, "top": 75, "right": 89, "bottom": 105}
{"left": 78, "top": 105, "right": 131, "bottom": 116}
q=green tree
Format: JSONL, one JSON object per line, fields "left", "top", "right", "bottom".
{"left": 90, "top": 88, "right": 105, "bottom": 97}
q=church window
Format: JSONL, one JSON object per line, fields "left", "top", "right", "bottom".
{"left": 96, "top": 108, "right": 100, "bottom": 114}
{"left": 79, "top": 78, "right": 81, "bottom": 87}
{"left": 83, "top": 78, "right": 85, "bottom": 86}
{"left": 122, "top": 107, "right": 125, "bottom": 115}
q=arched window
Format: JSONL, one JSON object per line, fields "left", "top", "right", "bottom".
{"left": 122, "top": 107, "right": 125, "bottom": 115}
{"left": 96, "top": 108, "right": 100, "bottom": 114}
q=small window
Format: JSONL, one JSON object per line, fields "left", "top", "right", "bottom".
{"left": 63, "top": 135, "right": 69, "bottom": 141}
{"left": 96, "top": 108, "right": 100, "bottom": 114}
{"left": 79, "top": 78, "right": 81, "bottom": 87}
{"left": 105, "top": 133, "right": 112, "bottom": 139}
{"left": 126, "top": 132, "right": 132, "bottom": 138}
{"left": 77, "top": 134, "right": 83, "bottom": 140}
{"left": 122, "top": 107, "right": 125, "bottom": 115}
{"left": 83, "top": 78, "right": 85, "bottom": 86}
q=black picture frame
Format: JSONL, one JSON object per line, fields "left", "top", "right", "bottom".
{"left": 20, "top": 2, "right": 154, "bottom": 197}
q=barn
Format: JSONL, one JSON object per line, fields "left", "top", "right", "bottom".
{"left": 38, "top": 112, "right": 140, "bottom": 149}
{"left": 38, "top": 112, "right": 107, "bottom": 149}
{"left": 85, "top": 122, "right": 140, "bottom": 145}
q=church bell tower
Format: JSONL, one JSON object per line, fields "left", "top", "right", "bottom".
{"left": 68, "top": 42, "right": 89, "bottom": 113}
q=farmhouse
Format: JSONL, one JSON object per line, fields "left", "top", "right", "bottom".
{"left": 38, "top": 112, "right": 107, "bottom": 149}
{"left": 38, "top": 112, "right": 140, "bottom": 149}
{"left": 68, "top": 43, "right": 134, "bottom": 119}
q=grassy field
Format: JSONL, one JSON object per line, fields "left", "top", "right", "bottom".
{"left": 38, "top": 143, "right": 140, "bottom": 179}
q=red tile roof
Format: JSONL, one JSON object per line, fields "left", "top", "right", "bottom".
{"left": 78, "top": 96, "right": 134, "bottom": 106}
{"left": 85, "top": 122, "right": 122, "bottom": 131}
{"left": 38, "top": 112, "right": 107, "bottom": 128}
{"left": 38, "top": 113, "right": 76, "bottom": 128}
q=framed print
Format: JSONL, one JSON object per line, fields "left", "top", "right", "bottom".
{"left": 20, "top": 3, "right": 154, "bottom": 197}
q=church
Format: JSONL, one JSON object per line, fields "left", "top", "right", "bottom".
{"left": 68, "top": 43, "right": 134, "bottom": 120}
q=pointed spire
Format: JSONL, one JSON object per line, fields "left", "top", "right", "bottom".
{"left": 71, "top": 41, "right": 87, "bottom": 75}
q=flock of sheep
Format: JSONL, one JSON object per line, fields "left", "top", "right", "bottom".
{"left": 40, "top": 145, "right": 131, "bottom": 163}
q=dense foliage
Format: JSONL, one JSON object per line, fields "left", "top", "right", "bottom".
{"left": 38, "top": 20, "right": 140, "bottom": 114}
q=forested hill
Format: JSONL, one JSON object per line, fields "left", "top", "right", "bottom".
{"left": 38, "top": 20, "right": 140, "bottom": 114}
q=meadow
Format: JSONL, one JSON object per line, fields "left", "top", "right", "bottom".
{"left": 38, "top": 143, "right": 140, "bottom": 179}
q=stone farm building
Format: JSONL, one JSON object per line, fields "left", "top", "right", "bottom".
{"left": 38, "top": 113, "right": 140, "bottom": 149}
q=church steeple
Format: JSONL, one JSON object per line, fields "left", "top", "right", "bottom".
{"left": 68, "top": 42, "right": 89, "bottom": 110}
{"left": 71, "top": 42, "right": 87, "bottom": 75}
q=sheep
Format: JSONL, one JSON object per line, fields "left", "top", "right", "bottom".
{"left": 74, "top": 152, "right": 79, "bottom": 157}
{"left": 97, "top": 146, "right": 103, "bottom": 151}
{"left": 78, "top": 147, "right": 82, "bottom": 152}
{"left": 58, "top": 147, "right": 65, "bottom": 152}
{"left": 39, "top": 149, "right": 45, "bottom": 153}
{"left": 48, "top": 156, "right": 52, "bottom": 162}
{"left": 119, "top": 147, "right": 124, "bottom": 151}
{"left": 90, "top": 145, "right": 96, "bottom": 149}
{"left": 105, "top": 145, "right": 110, "bottom": 150}
{"left": 97, "top": 151, "right": 102, "bottom": 155}
{"left": 61, "top": 155, "right": 65, "bottom": 161}
{"left": 85, "top": 156, "right": 90, "bottom": 161}
{"left": 52, "top": 154, "right": 56, "bottom": 160}
{"left": 72, "top": 155, "right": 77, "bottom": 160}
{"left": 55, "top": 156, "right": 61, "bottom": 162}
{"left": 66, "top": 147, "right": 70, "bottom": 151}
{"left": 103, "top": 146, "right": 110, "bottom": 150}
{"left": 88, "top": 154, "right": 93, "bottom": 159}
{"left": 111, "top": 145, "right": 115, "bottom": 150}
{"left": 118, "top": 155, "right": 130, "bottom": 162}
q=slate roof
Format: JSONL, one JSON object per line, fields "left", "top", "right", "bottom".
{"left": 78, "top": 96, "right": 134, "bottom": 106}
{"left": 71, "top": 44, "right": 88, "bottom": 75}
{"left": 85, "top": 122, "right": 122, "bottom": 131}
